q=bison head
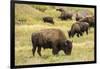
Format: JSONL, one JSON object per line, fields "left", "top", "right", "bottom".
{"left": 68, "top": 30, "right": 75, "bottom": 38}
{"left": 63, "top": 40, "right": 73, "bottom": 55}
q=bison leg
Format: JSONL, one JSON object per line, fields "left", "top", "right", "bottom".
{"left": 80, "top": 33, "right": 83, "bottom": 36}
{"left": 32, "top": 46, "right": 36, "bottom": 56}
{"left": 86, "top": 29, "right": 88, "bottom": 35}
{"left": 52, "top": 49, "right": 58, "bottom": 55}
{"left": 72, "top": 34, "right": 75, "bottom": 37}
{"left": 52, "top": 45, "right": 58, "bottom": 55}
{"left": 79, "top": 32, "right": 83, "bottom": 36}
{"left": 77, "top": 33, "right": 79, "bottom": 37}
{"left": 37, "top": 46, "right": 42, "bottom": 56}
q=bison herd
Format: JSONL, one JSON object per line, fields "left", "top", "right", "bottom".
{"left": 42, "top": 8, "right": 95, "bottom": 28}
{"left": 31, "top": 8, "right": 95, "bottom": 56}
{"left": 68, "top": 22, "right": 89, "bottom": 38}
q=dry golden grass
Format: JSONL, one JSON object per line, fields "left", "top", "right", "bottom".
{"left": 15, "top": 4, "right": 95, "bottom": 65}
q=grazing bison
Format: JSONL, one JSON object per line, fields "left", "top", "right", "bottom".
{"left": 75, "top": 13, "right": 83, "bottom": 21}
{"left": 31, "top": 29, "right": 73, "bottom": 56}
{"left": 43, "top": 17, "right": 54, "bottom": 24}
{"left": 59, "top": 12, "right": 73, "bottom": 20}
{"left": 56, "top": 8, "right": 73, "bottom": 20}
{"left": 68, "top": 22, "right": 89, "bottom": 38}
{"left": 79, "top": 16, "right": 95, "bottom": 27}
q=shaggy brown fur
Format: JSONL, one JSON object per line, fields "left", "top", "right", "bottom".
{"left": 31, "top": 29, "right": 73, "bottom": 56}
{"left": 43, "top": 17, "right": 54, "bottom": 24}
{"left": 68, "top": 22, "right": 89, "bottom": 38}
{"left": 79, "top": 16, "right": 95, "bottom": 27}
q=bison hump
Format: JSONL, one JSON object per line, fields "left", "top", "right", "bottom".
{"left": 40, "top": 29, "right": 66, "bottom": 41}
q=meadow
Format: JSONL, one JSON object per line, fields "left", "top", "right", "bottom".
{"left": 15, "top": 4, "right": 95, "bottom": 65}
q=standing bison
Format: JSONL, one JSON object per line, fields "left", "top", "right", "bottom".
{"left": 31, "top": 29, "right": 73, "bottom": 56}
{"left": 56, "top": 8, "right": 73, "bottom": 20}
{"left": 43, "top": 17, "right": 54, "bottom": 24}
{"left": 59, "top": 12, "right": 73, "bottom": 20}
{"left": 68, "top": 22, "right": 89, "bottom": 38}
{"left": 79, "top": 16, "right": 95, "bottom": 27}
{"left": 75, "top": 13, "right": 83, "bottom": 21}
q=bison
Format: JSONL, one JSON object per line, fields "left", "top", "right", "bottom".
{"left": 79, "top": 16, "right": 95, "bottom": 27}
{"left": 43, "top": 17, "right": 54, "bottom": 24}
{"left": 56, "top": 8, "right": 73, "bottom": 20}
{"left": 59, "top": 12, "right": 73, "bottom": 20}
{"left": 68, "top": 22, "right": 89, "bottom": 38}
{"left": 75, "top": 13, "right": 83, "bottom": 21}
{"left": 56, "top": 8, "right": 65, "bottom": 12}
{"left": 31, "top": 29, "right": 73, "bottom": 56}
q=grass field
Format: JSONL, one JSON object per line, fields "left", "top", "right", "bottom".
{"left": 15, "top": 4, "right": 95, "bottom": 65}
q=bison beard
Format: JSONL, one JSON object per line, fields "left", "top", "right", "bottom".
{"left": 31, "top": 29, "right": 72, "bottom": 56}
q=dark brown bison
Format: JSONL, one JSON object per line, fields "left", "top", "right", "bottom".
{"left": 31, "top": 29, "right": 73, "bottom": 56}
{"left": 68, "top": 22, "right": 89, "bottom": 38}
{"left": 79, "top": 16, "right": 95, "bottom": 27}
{"left": 75, "top": 13, "right": 83, "bottom": 21}
{"left": 56, "top": 8, "right": 73, "bottom": 20}
{"left": 43, "top": 17, "right": 54, "bottom": 24}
